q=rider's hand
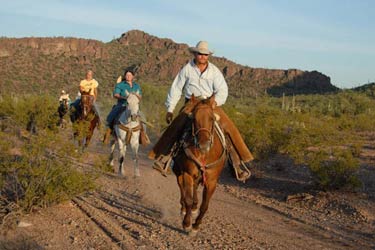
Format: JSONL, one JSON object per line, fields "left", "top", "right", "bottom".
{"left": 166, "top": 112, "right": 173, "bottom": 124}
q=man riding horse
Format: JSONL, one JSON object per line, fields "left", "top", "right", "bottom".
{"left": 148, "top": 41, "right": 253, "bottom": 182}
{"left": 70, "top": 70, "right": 100, "bottom": 122}
{"left": 103, "top": 68, "right": 150, "bottom": 145}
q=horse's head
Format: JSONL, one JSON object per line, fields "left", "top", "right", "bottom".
{"left": 58, "top": 98, "right": 69, "bottom": 118}
{"left": 60, "top": 98, "right": 69, "bottom": 109}
{"left": 80, "top": 92, "right": 94, "bottom": 118}
{"left": 190, "top": 95, "right": 217, "bottom": 153}
{"left": 125, "top": 90, "right": 140, "bottom": 122}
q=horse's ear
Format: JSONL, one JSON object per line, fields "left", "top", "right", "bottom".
{"left": 136, "top": 90, "right": 140, "bottom": 95}
{"left": 125, "top": 90, "right": 129, "bottom": 97}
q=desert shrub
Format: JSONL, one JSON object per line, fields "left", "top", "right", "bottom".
{"left": 307, "top": 149, "right": 361, "bottom": 190}
{"left": 225, "top": 94, "right": 365, "bottom": 190}
{"left": 0, "top": 95, "right": 96, "bottom": 213}
{"left": 140, "top": 83, "right": 175, "bottom": 135}
{"left": 0, "top": 130, "right": 96, "bottom": 212}
{"left": 0, "top": 94, "right": 59, "bottom": 132}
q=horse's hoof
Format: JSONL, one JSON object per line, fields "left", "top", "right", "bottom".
{"left": 189, "top": 228, "right": 198, "bottom": 237}
{"left": 192, "top": 209, "right": 199, "bottom": 216}
{"left": 180, "top": 210, "right": 186, "bottom": 216}
{"left": 134, "top": 170, "right": 140, "bottom": 177}
{"left": 183, "top": 225, "right": 192, "bottom": 233}
{"left": 192, "top": 209, "right": 199, "bottom": 219}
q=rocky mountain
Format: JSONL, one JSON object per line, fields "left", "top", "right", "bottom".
{"left": 0, "top": 30, "right": 338, "bottom": 97}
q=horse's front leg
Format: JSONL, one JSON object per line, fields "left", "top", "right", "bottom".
{"left": 176, "top": 174, "right": 186, "bottom": 216}
{"left": 118, "top": 138, "right": 127, "bottom": 176}
{"left": 182, "top": 173, "right": 194, "bottom": 232}
{"left": 192, "top": 179, "right": 218, "bottom": 232}
{"left": 84, "top": 125, "right": 95, "bottom": 148}
{"left": 109, "top": 140, "right": 116, "bottom": 167}
{"left": 130, "top": 133, "right": 140, "bottom": 177}
{"left": 192, "top": 180, "right": 199, "bottom": 217}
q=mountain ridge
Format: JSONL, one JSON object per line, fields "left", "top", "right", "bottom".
{"left": 0, "top": 29, "right": 338, "bottom": 97}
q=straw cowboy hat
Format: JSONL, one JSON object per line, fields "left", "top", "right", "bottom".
{"left": 61, "top": 90, "right": 66, "bottom": 94}
{"left": 188, "top": 41, "right": 214, "bottom": 55}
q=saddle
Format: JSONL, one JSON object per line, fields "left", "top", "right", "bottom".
{"left": 115, "top": 108, "right": 150, "bottom": 146}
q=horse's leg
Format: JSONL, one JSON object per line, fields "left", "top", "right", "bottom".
{"left": 118, "top": 137, "right": 127, "bottom": 176}
{"left": 85, "top": 122, "right": 95, "bottom": 148}
{"left": 130, "top": 134, "right": 140, "bottom": 177}
{"left": 192, "top": 180, "right": 199, "bottom": 217}
{"left": 182, "top": 172, "right": 194, "bottom": 232}
{"left": 176, "top": 174, "right": 186, "bottom": 216}
{"left": 192, "top": 179, "right": 218, "bottom": 232}
{"left": 109, "top": 139, "right": 116, "bottom": 167}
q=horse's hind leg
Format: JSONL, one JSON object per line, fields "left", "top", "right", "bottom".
{"left": 182, "top": 173, "right": 194, "bottom": 232}
{"left": 193, "top": 180, "right": 218, "bottom": 232}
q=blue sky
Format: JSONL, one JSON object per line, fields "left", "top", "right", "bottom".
{"left": 1, "top": 0, "right": 374, "bottom": 88}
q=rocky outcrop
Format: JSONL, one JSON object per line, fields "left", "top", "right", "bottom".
{"left": 0, "top": 37, "right": 108, "bottom": 59}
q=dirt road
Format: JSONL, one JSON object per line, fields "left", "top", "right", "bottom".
{"left": 1, "top": 141, "right": 374, "bottom": 249}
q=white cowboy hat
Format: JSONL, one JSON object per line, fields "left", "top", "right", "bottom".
{"left": 188, "top": 41, "right": 214, "bottom": 55}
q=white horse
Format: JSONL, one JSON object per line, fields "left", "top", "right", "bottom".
{"left": 110, "top": 90, "right": 141, "bottom": 177}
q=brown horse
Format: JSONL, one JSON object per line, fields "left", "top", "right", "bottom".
{"left": 173, "top": 95, "right": 227, "bottom": 235}
{"left": 71, "top": 92, "right": 99, "bottom": 149}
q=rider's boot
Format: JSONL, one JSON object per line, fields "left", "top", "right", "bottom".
{"left": 152, "top": 154, "right": 172, "bottom": 177}
{"left": 228, "top": 144, "right": 251, "bottom": 182}
{"left": 139, "top": 124, "right": 151, "bottom": 146}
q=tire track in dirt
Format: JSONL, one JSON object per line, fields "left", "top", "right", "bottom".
{"left": 72, "top": 196, "right": 137, "bottom": 249}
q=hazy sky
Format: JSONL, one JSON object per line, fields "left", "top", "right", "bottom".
{"left": 1, "top": 0, "right": 374, "bottom": 88}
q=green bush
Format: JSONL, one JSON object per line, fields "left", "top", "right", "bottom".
{"left": 0, "top": 130, "right": 96, "bottom": 212}
{"left": 0, "top": 95, "right": 96, "bottom": 213}
{"left": 308, "top": 149, "right": 361, "bottom": 190}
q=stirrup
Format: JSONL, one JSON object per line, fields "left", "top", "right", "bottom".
{"left": 152, "top": 155, "right": 173, "bottom": 177}
{"left": 152, "top": 161, "right": 167, "bottom": 177}
{"left": 234, "top": 161, "right": 252, "bottom": 183}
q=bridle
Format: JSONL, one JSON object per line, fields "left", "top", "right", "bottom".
{"left": 191, "top": 105, "right": 215, "bottom": 151}
{"left": 80, "top": 94, "right": 94, "bottom": 119}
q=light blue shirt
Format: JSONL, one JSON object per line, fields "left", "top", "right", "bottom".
{"left": 165, "top": 60, "right": 228, "bottom": 113}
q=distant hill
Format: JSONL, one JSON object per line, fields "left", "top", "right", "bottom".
{"left": 351, "top": 82, "right": 375, "bottom": 97}
{"left": 0, "top": 30, "right": 338, "bottom": 97}
{"left": 352, "top": 82, "right": 375, "bottom": 91}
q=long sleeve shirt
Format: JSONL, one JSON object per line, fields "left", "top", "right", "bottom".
{"left": 165, "top": 60, "right": 228, "bottom": 113}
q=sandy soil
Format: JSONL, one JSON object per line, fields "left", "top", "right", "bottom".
{"left": 1, "top": 131, "right": 374, "bottom": 250}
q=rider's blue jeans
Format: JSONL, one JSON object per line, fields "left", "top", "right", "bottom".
{"left": 106, "top": 103, "right": 124, "bottom": 128}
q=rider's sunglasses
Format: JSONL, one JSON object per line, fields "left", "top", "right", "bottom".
{"left": 197, "top": 52, "right": 209, "bottom": 56}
